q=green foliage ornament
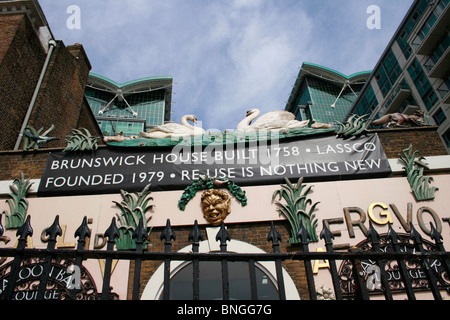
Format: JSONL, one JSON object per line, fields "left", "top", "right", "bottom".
{"left": 272, "top": 177, "right": 319, "bottom": 243}
{"left": 113, "top": 184, "right": 154, "bottom": 250}
{"left": 335, "top": 114, "right": 369, "bottom": 138}
{"left": 3, "top": 172, "right": 33, "bottom": 229}
{"left": 178, "top": 176, "right": 247, "bottom": 211}
{"left": 64, "top": 128, "right": 100, "bottom": 152}
{"left": 398, "top": 144, "right": 438, "bottom": 201}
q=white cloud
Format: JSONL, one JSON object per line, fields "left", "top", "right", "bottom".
{"left": 39, "top": 0, "right": 414, "bottom": 131}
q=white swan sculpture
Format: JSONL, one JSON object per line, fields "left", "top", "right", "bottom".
{"left": 140, "top": 114, "right": 205, "bottom": 139}
{"left": 237, "top": 108, "right": 309, "bottom": 132}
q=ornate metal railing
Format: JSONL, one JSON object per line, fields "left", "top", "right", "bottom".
{"left": 0, "top": 215, "right": 448, "bottom": 300}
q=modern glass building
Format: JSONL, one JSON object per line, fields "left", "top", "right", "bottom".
{"left": 85, "top": 73, "right": 173, "bottom": 137}
{"left": 349, "top": 0, "right": 450, "bottom": 153}
{"left": 285, "top": 62, "right": 371, "bottom": 124}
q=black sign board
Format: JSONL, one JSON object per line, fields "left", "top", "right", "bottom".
{"left": 38, "top": 133, "right": 391, "bottom": 196}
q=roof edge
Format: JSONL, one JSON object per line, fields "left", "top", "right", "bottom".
{"left": 88, "top": 72, "right": 173, "bottom": 89}
{"left": 302, "top": 62, "right": 372, "bottom": 80}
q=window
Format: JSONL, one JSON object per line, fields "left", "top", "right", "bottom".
{"left": 162, "top": 261, "right": 279, "bottom": 300}
{"left": 443, "top": 127, "right": 450, "bottom": 147}
{"left": 306, "top": 77, "right": 360, "bottom": 123}
{"left": 141, "top": 238, "right": 300, "bottom": 300}
{"left": 355, "top": 86, "right": 378, "bottom": 116}
{"left": 292, "top": 81, "right": 312, "bottom": 121}
{"left": 408, "top": 58, "right": 439, "bottom": 110}
{"left": 433, "top": 108, "right": 447, "bottom": 126}
{"left": 416, "top": 13, "right": 438, "bottom": 43}
{"left": 429, "top": 31, "right": 450, "bottom": 66}
{"left": 437, "top": 76, "right": 450, "bottom": 98}
{"left": 375, "top": 49, "right": 402, "bottom": 97}
{"left": 396, "top": 0, "right": 429, "bottom": 58}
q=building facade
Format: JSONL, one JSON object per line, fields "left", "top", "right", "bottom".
{"left": 285, "top": 62, "right": 371, "bottom": 125}
{"left": 85, "top": 73, "right": 173, "bottom": 137}
{"left": 349, "top": 0, "right": 450, "bottom": 153}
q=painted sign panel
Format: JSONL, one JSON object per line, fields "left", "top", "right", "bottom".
{"left": 38, "top": 133, "right": 391, "bottom": 196}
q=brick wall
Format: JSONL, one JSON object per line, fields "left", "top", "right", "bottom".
{"left": 0, "top": 14, "right": 46, "bottom": 150}
{"left": 0, "top": 148, "right": 53, "bottom": 181}
{"left": 372, "top": 126, "right": 447, "bottom": 158}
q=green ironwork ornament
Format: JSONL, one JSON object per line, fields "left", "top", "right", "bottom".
{"left": 3, "top": 172, "right": 33, "bottom": 229}
{"left": 63, "top": 128, "right": 100, "bottom": 152}
{"left": 272, "top": 177, "right": 319, "bottom": 243}
{"left": 398, "top": 144, "right": 438, "bottom": 201}
{"left": 335, "top": 114, "right": 369, "bottom": 138}
{"left": 113, "top": 184, "right": 154, "bottom": 250}
{"left": 22, "top": 125, "right": 58, "bottom": 151}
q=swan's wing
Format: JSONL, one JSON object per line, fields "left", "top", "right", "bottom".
{"left": 284, "top": 119, "right": 310, "bottom": 129}
{"left": 148, "top": 122, "right": 191, "bottom": 134}
{"left": 251, "top": 111, "right": 295, "bottom": 129}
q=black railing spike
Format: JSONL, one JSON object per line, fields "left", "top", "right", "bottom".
{"left": 74, "top": 216, "right": 91, "bottom": 241}
{"left": 216, "top": 221, "right": 231, "bottom": 246}
{"left": 367, "top": 220, "right": 380, "bottom": 245}
{"left": 0, "top": 214, "right": 3, "bottom": 237}
{"left": 189, "top": 220, "right": 203, "bottom": 301}
{"left": 45, "top": 215, "right": 62, "bottom": 241}
{"left": 131, "top": 218, "right": 147, "bottom": 300}
{"left": 188, "top": 220, "right": 203, "bottom": 244}
{"left": 409, "top": 224, "right": 442, "bottom": 299}
{"left": 386, "top": 223, "right": 398, "bottom": 244}
{"left": 16, "top": 215, "right": 33, "bottom": 240}
{"left": 161, "top": 219, "right": 175, "bottom": 300}
{"left": 102, "top": 217, "right": 120, "bottom": 300}
{"left": 387, "top": 223, "right": 416, "bottom": 300}
{"left": 104, "top": 217, "right": 120, "bottom": 242}
{"left": 267, "top": 221, "right": 286, "bottom": 300}
{"left": 296, "top": 221, "right": 316, "bottom": 299}
{"left": 409, "top": 222, "right": 423, "bottom": 244}
{"left": 296, "top": 221, "right": 311, "bottom": 244}
{"left": 319, "top": 220, "right": 334, "bottom": 245}
{"left": 429, "top": 222, "right": 443, "bottom": 244}
{"left": 132, "top": 218, "right": 148, "bottom": 243}
{"left": 267, "top": 221, "right": 282, "bottom": 245}
{"left": 36, "top": 216, "right": 62, "bottom": 300}
{"left": 160, "top": 219, "right": 176, "bottom": 243}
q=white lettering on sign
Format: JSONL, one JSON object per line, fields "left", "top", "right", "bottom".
{"left": 316, "top": 142, "right": 377, "bottom": 155}
{"left": 45, "top": 174, "right": 124, "bottom": 188}
{"left": 50, "top": 155, "right": 146, "bottom": 170}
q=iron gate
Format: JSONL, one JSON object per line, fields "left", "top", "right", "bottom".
{"left": 0, "top": 215, "right": 448, "bottom": 300}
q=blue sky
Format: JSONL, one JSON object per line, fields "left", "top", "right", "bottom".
{"left": 40, "top": 0, "right": 414, "bottom": 131}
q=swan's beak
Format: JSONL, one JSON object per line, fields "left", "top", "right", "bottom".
{"left": 193, "top": 118, "right": 198, "bottom": 123}
{"left": 246, "top": 110, "right": 252, "bottom": 116}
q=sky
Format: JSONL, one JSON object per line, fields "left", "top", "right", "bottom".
{"left": 39, "top": 0, "right": 414, "bottom": 132}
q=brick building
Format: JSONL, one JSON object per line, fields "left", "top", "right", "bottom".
{"left": 0, "top": 0, "right": 101, "bottom": 152}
